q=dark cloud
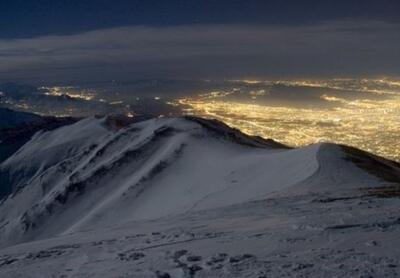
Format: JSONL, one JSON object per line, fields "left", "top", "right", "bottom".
{"left": 1, "top": 0, "right": 400, "bottom": 39}
{"left": 0, "top": 21, "right": 399, "bottom": 83}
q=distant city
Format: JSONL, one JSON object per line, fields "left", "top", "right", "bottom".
{"left": 1, "top": 77, "right": 399, "bottom": 161}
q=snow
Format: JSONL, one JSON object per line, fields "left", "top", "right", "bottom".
{"left": 0, "top": 116, "right": 399, "bottom": 277}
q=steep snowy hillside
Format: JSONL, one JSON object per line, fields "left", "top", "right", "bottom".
{"left": 0, "top": 116, "right": 399, "bottom": 277}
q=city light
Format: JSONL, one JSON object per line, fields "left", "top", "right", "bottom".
{"left": 175, "top": 78, "right": 400, "bottom": 162}
{"left": 40, "top": 86, "right": 96, "bottom": 101}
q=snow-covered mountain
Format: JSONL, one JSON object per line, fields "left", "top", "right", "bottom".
{"left": 0, "top": 116, "right": 399, "bottom": 277}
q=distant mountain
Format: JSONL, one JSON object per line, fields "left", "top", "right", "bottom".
{"left": 0, "top": 83, "right": 39, "bottom": 99}
{"left": 0, "top": 116, "right": 399, "bottom": 277}
{"left": 0, "top": 107, "right": 42, "bottom": 129}
{"left": 0, "top": 108, "right": 77, "bottom": 163}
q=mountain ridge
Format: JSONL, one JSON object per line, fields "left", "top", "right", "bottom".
{"left": 0, "top": 115, "right": 399, "bottom": 277}
{"left": 0, "top": 115, "right": 398, "bottom": 249}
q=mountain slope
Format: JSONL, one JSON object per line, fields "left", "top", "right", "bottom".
{"left": 0, "top": 116, "right": 399, "bottom": 277}
{"left": 0, "top": 115, "right": 398, "bottom": 246}
{"left": 0, "top": 108, "right": 77, "bottom": 164}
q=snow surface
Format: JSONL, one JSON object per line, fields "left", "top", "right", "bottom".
{"left": 0, "top": 116, "right": 399, "bottom": 277}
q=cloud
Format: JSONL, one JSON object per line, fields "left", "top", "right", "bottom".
{"left": 0, "top": 20, "right": 399, "bottom": 82}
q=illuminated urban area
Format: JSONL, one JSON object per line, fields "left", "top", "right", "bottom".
{"left": 40, "top": 86, "right": 96, "bottom": 101}
{"left": 1, "top": 78, "right": 399, "bottom": 162}
{"left": 175, "top": 78, "right": 400, "bottom": 162}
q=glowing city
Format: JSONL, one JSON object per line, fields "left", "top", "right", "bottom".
{"left": 175, "top": 78, "right": 400, "bottom": 162}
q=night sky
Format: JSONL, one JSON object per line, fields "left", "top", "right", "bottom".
{"left": 0, "top": 0, "right": 399, "bottom": 83}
